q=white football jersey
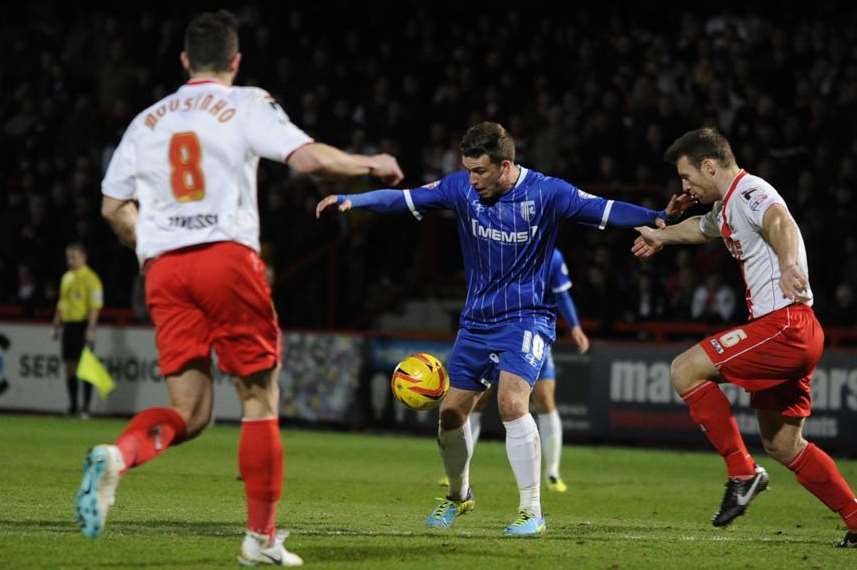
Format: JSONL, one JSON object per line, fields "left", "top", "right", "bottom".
{"left": 102, "top": 79, "right": 313, "bottom": 263}
{"left": 698, "top": 170, "right": 813, "bottom": 319}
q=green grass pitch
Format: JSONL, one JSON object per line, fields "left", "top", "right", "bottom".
{"left": 0, "top": 414, "right": 854, "bottom": 569}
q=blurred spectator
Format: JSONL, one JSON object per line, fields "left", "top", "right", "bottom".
{"left": 626, "top": 269, "right": 668, "bottom": 321}
{"left": 825, "top": 283, "right": 857, "bottom": 327}
{"left": 16, "top": 264, "right": 39, "bottom": 318}
{"left": 691, "top": 274, "right": 737, "bottom": 323}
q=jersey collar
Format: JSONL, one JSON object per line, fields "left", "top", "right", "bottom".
{"left": 514, "top": 166, "right": 528, "bottom": 189}
{"left": 721, "top": 168, "right": 747, "bottom": 210}
{"left": 719, "top": 169, "right": 747, "bottom": 239}
{"left": 185, "top": 78, "right": 228, "bottom": 87}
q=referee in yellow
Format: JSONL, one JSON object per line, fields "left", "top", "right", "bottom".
{"left": 52, "top": 242, "right": 103, "bottom": 418}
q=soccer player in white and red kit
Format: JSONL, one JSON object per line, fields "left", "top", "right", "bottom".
{"left": 74, "top": 11, "right": 403, "bottom": 566}
{"left": 634, "top": 128, "right": 857, "bottom": 548}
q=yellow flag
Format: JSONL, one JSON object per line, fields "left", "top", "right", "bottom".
{"left": 76, "top": 347, "right": 115, "bottom": 400}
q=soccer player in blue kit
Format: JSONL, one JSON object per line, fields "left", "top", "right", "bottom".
{"left": 463, "top": 247, "right": 589, "bottom": 493}
{"left": 317, "top": 122, "right": 690, "bottom": 536}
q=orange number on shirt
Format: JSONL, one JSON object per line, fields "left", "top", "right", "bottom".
{"left": 169, "top": 132, "right": 206, "bottom": 202}
{"left": 719, "top": 329, "right": 747, "bottom": 348}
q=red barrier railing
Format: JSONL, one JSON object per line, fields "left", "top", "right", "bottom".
{"left": 2, "top": 305, "right": 855, "bottom": 347}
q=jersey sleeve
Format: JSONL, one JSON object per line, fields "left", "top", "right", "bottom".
{"left": 102, "top": 121, "right": 139, "bottom": 200}
{"left": 552, "top": 179, "right": 663, "bottom": 228}
{"left": 553, "top": 179, "right": 603, "bottom": 222}
{"left": 243, "top": 90, "right": 314, "bottom": 162}
{"left": 401, "top": 174, "right": 461, "bottom": 220}
{"left": 550, "top": 249, "right": 573, "bottom": 293}
{"left": 740, "top": 185, "right": 787, "bottom": 229}
{"left": 88, "top": 271, "right": 104, "bottom": 311}
{"left": 555, "top": 288, "right": 581, "bottom": 327}
{"left": 698, "top": 204, "right": 722, "bottom": 238}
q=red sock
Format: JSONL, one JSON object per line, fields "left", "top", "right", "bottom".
{"left": 239, "top": 418, "right": 283, "bottom": 539}
{"left": 682, "top": 382, "right": 755, "bottom": 478}
{"left": 788, "top": 443, "right": 857, "bottom": 531}
{"left": 115, "top": 407, "right": 187, "bottom": 472}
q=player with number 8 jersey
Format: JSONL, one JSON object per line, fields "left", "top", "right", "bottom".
{"left": 79, "top": 10, "right": 404, "bottom": 567}
{"left": 103, "top": 74, "right": 313, "bottom": 263}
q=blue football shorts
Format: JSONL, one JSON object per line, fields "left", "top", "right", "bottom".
{"left": 446, "top": 324, "right": 553, "bottom": 391}
{"left": 537, "top": 345, "right": 556, "bottom": 381}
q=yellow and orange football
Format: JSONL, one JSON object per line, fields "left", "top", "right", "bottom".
{"left": 391, "top": 352, "right": 450, "bottom": 411}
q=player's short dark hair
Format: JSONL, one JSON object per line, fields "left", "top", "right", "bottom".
{"left": 664, "top": 128, "right": 736, "bottom": 168}
{"left": 184, "top": 11, "right": 239, "bottom": 73}
{"left": 66, "top": 242, "right": 86, "bottom": 256}
{"left": 459, "top": 122, "right": 516, "bottom": 164}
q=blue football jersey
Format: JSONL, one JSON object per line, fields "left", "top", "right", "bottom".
{"left": 402, "top": 167, "right": 609, "bottom": 334}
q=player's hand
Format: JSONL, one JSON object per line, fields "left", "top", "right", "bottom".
{"left": 315, "top": 195, "right": 352, "bottom": 218}
{"left": 571, "top": 326, "right": 590, "bottom": 354}
{"left": 632, "top": 226, "right": 665, "bottom": 258}
{"left": 368, "top": 154, "right": 404, "bottom": 186}
{"left": 85, "top": 327, "right": 96, "bottom": 344}
{"left": 780, "top": 263, "right": 811, "bottom": 303}
{"left": 664, "top": 192, "right": 697, "bottom": 221}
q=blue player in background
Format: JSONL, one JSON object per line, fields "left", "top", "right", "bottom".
{"left": 456, "top": 247, "right": 589, "bottom": 493}
{"left": 317, "top": 122, "right": 691, "bottom": 536}
{"left": 534, "top": 248, "right": 590, "bottom": 492}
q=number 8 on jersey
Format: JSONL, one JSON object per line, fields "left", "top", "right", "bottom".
{"left": 169, "top": 131, "right": 206, "bottom": 202}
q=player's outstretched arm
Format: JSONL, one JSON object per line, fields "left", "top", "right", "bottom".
{"left": 316, "top": 180, "right": 455, "bottom": 219}
{"left": 101, "top": 196, "right": 138, "bottom": 249}
{"left": 632, "top": 215, "right": 712, "bottom": 258}
{"left": 762, "top": 204, "right": 810, "bottom": 302}
{"left": 605, "top": 192, "right": 696, "bottom": 227}
{"left": 288, "top": 143, "right": 404, "bottom": 186}
{"left": 568, "top": 190, "right": 694, "bottom": 230}
{"left": 315, "top": 190, "right": 408, "bottom": 218}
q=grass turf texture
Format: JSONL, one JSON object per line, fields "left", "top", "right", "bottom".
{"left": 0, "top": 414, "right": 853, "bottom": 569}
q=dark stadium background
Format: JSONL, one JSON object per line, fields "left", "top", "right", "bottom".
{"left": 3, "top": 1, "right": 857, "bottom": 343}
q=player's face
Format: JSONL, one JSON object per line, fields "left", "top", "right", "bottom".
{"left": 66, "top": 248, "right": 85, "bottom": 270}
{"left": 462, "top": 155, "right": 510, "bottom": 200}
{"left": 675, "top": 156, "right": 717, "bottom": 204}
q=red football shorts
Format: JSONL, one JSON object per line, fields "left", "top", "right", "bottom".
{"left": 700, "top": 303, "right": 824, "bottom": 417}
{"left": 145, "top": 241, "right": 280, "bottom": 377}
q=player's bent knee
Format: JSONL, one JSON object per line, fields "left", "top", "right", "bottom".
{"left": 762, "top": 437, "right": 806, "bottom": 464}
{"left": 532, "top": 386, "right": 555, "bottom": 413}
{"left": 183, "top": 420, "right": 209, "bottom": 440}
{"left": 235, "top": 368, "right": 279, "bottom": 418}
{"left": 670, "top": 353, "right": 699, "bottom": 393}
{"left": 439, "top": 407, "right": 468, "bottom": 431}
{"left": 174, "top": 407, "right": 210, "bottom": 440}
{"left": 497, "top": 396, "right": 528, "bottom": 422}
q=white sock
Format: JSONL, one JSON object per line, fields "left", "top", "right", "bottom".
{"left": 437, "top": 423, "right": 473, "bottom": 500}
{"left": 503, "top": 414, "right": 541, "bottom": 518}
{"left": 469, "top": 412, "right": 483, "bottom": 447}
{"left": 538, "top": 410, "right": 562, "bottom": 480}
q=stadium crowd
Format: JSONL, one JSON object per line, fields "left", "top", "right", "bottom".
{"left": 3, "top": 2, "right": 857, "bottom": 331}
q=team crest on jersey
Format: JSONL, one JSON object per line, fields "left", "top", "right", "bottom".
{"left": 521, "top": 200, "right": 536, "bottom": 222}
{"left": 471, "top": 200, "right": 487, "bottom": 214}
{"left": 741, "top": 187, "right": 769, "bottom": 211}
{"left": 749, "top": 194, "right": 769, "bottom": 212}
